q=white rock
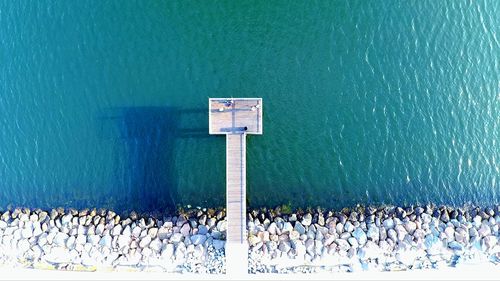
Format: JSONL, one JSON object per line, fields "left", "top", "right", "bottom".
{"left": 267, "top": 223, "right": 278, "bottom": 235}
{"left": 122, "top": 225, "right": 132, "bottom": 237}
{"left": 66, "top": 236, "right": 76, "bottom": 249}
{"left": 37, "top": 233, "right": 48, "bottom": 247}
{"left": 76, "top": 235, "right": 87, "bottom": 245}
{"left": 344, "top": 221, "right": 354, "bottom": 233}
{"left": 99, "top": 235, "right": 112, "bottom": 248}
{"left": 117, "top": 235, "right": 131, "bottom": 250}
{"left": 348, "top": 237, "right": 359, "bottom": 248}
{"left": 301, "top": 213, "right": 312, "bottom": 226}
{"left": 95, "top": 224, "right": 105, "bottom": 235}
{"left": 404, "top": 221, "right": 417, "bottom": 234}
{"left": 54, "top": 232, "right": 69, "bottom": 246}
{"left": 61, "top": 214, "right": 73, "bottom": 225}
{"left": 383, "top": 218, "right": 395, "bottom": 229}
{"left": 33, "top": 226, "right": 43, "bottom": 237}
{"left": 161, "top": 243, "right": 174, "bottom": 259}
{"left": 149, "top": 238, "right": 162, "bottom": 252}
{"left": 17, "top": 239, "right": 31, "bottom": 252}
{"left": 444, "top": 226, "right": 455, "bottom": 240}
{"left": 139, "top": 235, "right": 152, "bottom": 248}
{"left": 111, "top": 225, "right": 122, "bottom": 236}
{"left": 193, "top": 244, "right": 204, "bottom": 258}
{"left": 88, "top": 234, "right": 100, "bottom": 245}
{"left": 132, "top": 226, "right": 141, "bottom": 238}
{"left": 21, "top": 228, "right": 33, "bottom": 239}
{"left": 170, "top": 233, "right": 183, "bottom": 243}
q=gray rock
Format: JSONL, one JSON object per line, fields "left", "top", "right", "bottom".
{"left": 282, "top": 222, "right": 293, "bottom": 233}
{"left": 367, "top": 225, "right": 379, "bottom": 241}
{"left": 352, "top": 227, "right": 367, "bottom": 245}
{"left": 304, "top": 239, "right": 314, "bottom": 254}
{"left": 482, "top": 235, "right": 498, "bottom": 250}
{"left": 279, "top": 241, "right": 291, "bottom": 253}
{"left": 395, "top": 225, "right": 407, "bottom": 241}
{"left": 448, "top": 241, "right": 463, "bottom": 251}
{"left": 336, "top": 239, "right": 350, "bottom": 251}
{"left": 478, "top": 224, "right": 491, "bottom": 237}
{"left": 193, "top": 244, "right": 204, "bottom": 258}
{"left": 213, "top": 239, "right": 225, "bottom": 250}
{"left": 191, "top": 234, "right": 207, "bottom": 245}
{"left": 294, "top": 222, "right": 306, "bottom": 235}
{"left": 198, "top": 225, "right": 208, "bottom": 235}
{"left": 387, "top": 229, "right": 397, "bottom": 242}
{"left": 61, "top": 214, "right": 72, "bottom": 225}
{"left": 180, "top": 223, "right": 191, "bottom": 236}
{"left": 32, "top": 226, "right": 43, "bottom": 237}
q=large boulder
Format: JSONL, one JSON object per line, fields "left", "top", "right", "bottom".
{"left": 352, "top": 227, "right": 367, "bottom": 246}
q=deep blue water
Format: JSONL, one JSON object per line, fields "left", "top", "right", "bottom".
{"left": 0, "top": 1, "right": 499, "bottom": 213}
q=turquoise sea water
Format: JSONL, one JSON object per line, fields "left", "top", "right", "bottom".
{"left": 0, "top": 1, "right": 499, "bottom": 213}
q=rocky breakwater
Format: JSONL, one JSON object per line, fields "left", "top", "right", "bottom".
{"left": 0, "top": 207, "right": 227, "bottom": 273}
{"left": 248, "top": 205, "right": 500, "bottom": 273}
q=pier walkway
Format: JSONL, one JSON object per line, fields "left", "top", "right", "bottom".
{"left": 208, "top": 98, "right": 262, "bottom": 276}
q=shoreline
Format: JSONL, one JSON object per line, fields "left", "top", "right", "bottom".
{"left": 248, "top": 204, "right": 500, "bottom": 273}
{"left": 0, "top": 206, "right": 226, "bottom": 274}
{"left": 1, "top": 204, "right": 500, "bottom": 274}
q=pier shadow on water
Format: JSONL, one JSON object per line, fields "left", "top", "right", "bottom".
{"left": 98, "top": 106, "right": 208, "bottom": 215}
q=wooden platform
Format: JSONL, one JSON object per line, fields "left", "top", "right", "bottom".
{"left": 209, "top": 98, "right": 262, "bottom": 135}
{"left": 208, "top": 98, "right": 263, "bottom": 276}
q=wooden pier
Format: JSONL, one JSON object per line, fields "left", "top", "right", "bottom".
{"left": 209, "top": 98, "right": 262, "bottom": 276}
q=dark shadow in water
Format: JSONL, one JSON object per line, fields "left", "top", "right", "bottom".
{"left": 98, "top": 106, "right": 208, "bottom": 214}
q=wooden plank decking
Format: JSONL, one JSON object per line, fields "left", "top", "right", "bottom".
{"left": 226, "top": 133, "right": 246, "bottom": 244}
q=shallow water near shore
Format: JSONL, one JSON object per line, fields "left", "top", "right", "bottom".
{"left": 0, "top": 1, "right": 499, "bottom": 213}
